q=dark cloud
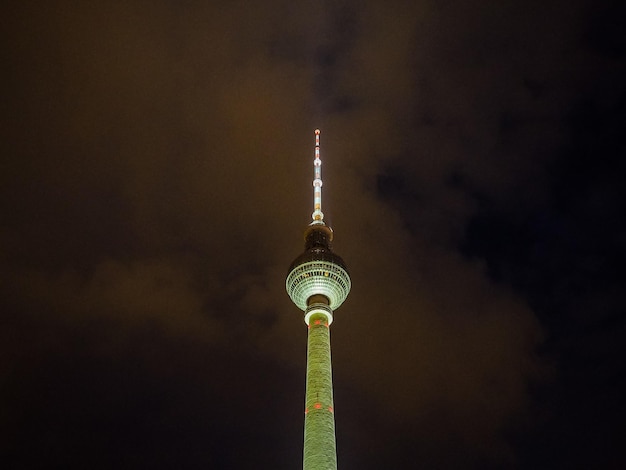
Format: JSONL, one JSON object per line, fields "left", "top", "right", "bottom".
{"left": 1, "top": 0, "right": 625, "bottom": 468}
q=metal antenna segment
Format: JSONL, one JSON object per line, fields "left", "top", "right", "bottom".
{"left": 312, "top": 129, "right": 324, "bottom": 224}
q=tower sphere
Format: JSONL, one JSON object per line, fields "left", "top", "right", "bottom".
{"left": 286, "top": 224, "right": 351, "bottom": 312}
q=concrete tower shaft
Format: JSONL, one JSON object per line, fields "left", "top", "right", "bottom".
{"left": 304, "top": 304, "right": 336, "bottom": 470}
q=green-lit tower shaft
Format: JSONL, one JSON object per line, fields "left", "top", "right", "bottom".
{"left": 304, "top": 303, "right": 336, "bottom": 469}
{"left": 287, "top": 130, "right": 351, "bottom": 470}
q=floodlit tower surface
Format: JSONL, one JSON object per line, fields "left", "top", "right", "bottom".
{"left": 286, "top": 129, "right": 351, "bottom": 470}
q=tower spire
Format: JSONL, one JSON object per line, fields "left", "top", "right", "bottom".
{"left": 312, "top": 129, "right": 324, "bottom": 224}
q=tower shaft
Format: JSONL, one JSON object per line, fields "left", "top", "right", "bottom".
{"left": 304, "top": 311, "right": 336, "bottom": 470}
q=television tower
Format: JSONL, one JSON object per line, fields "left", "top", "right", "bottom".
{"left": 286, "top": 129, "right": 351, "bottom": 470}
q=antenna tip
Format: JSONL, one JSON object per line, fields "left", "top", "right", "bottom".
{"left": 315, "top": 129, "right": 320, "bottom": 135}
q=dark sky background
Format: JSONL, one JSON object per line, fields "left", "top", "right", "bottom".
{"left": 2, "top": 1, "right": 625, "bottom": 468}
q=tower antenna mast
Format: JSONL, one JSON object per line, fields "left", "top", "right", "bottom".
{"left": 312, "top": 129, "right": 324, "bottom": 224}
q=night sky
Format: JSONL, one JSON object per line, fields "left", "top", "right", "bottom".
{"left": 2, "top": 1, "right": 625, "bottom": 468}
